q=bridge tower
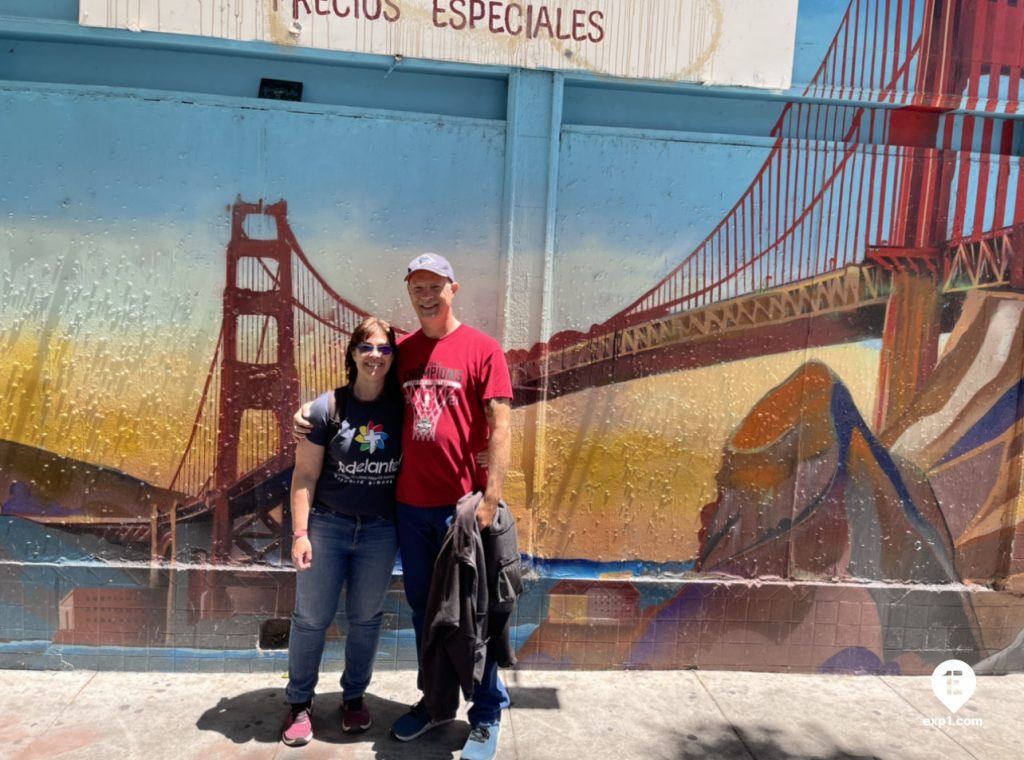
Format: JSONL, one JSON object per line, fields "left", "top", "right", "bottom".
{"left": 871, "top": 0, "right": 1000, "bottom": 431}
{"left": 213, "top": 199, "right": 300, "bottom": 562}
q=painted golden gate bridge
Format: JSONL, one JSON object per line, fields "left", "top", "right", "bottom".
{"left": 150, "top": 0, "right": 1024, "bottom": 565}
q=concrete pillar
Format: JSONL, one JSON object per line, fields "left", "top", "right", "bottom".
{"left": 496, "top": 71, "right": 563, "bottom": 514}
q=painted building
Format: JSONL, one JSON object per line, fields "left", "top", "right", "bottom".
{"left": 2, "top": 0, "right": 1024, "bottom": 676}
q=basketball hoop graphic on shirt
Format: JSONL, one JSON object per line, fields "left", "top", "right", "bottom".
{"left": 405, "top": 379, "right": 461, "bottom": 440}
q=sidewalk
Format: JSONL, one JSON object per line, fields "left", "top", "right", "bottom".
{"left": 2, "top": 668, "right": 1021, "bottom": 759}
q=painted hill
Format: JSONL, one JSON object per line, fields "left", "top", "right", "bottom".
{"left": 881, "top": 291, "right": 1024, "bottom": 587}
{"left": 626, "top": 360, "right": 983, "bottom": 673}
{"left": 697, "top": 361, "right": 959, "bottom": 584}
{"left": 0, "top": 438, "right": 180, "bottom": 520}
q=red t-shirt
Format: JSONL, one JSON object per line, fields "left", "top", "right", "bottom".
{"left": 395, "top": 324, "right": 513, "bottom": 507}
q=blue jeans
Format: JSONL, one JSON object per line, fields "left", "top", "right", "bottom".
{"left": 286, "top": 509, "right": 398, "bottom": 705}
{"left": 396, "top": 502, "right": 510, "bottom": 726}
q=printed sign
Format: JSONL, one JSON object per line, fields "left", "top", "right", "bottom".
{"left": 78, "top": 0, "right": 798, "bottom": 89}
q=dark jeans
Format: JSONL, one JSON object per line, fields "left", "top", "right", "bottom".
{"left": 286, "top": 510, "right": 398, "bottom": 705}
{"left": 396, "top": 502, "right": 510, "bottom": 726}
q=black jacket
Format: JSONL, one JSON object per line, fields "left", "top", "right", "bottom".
{"left": 420, "top": 492, "right": 523, "bottom": 721}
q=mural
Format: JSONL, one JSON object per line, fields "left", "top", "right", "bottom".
{"left": 2, "top": 0, "right": 1024, "bottom": 675}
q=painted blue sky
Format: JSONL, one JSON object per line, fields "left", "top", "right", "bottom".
{"left": 791, "top": 0, "right": 851, "bottom": 86}
{"left": 0, "top": 92, "right": 508, "bottom": 336}
{"left": 1, "top": 0, "right": 860, "bottom": 341}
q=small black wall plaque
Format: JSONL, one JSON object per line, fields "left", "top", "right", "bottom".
{"left": 258, "top": 78, "right": 303, "bottom": 102}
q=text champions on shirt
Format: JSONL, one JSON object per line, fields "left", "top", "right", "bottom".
{"left": 285, "top": 1, "right": 606, "bottom": 43}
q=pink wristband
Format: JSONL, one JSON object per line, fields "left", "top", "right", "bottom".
{"left": 293, "top": 530, "right": 308, "bottom": 538}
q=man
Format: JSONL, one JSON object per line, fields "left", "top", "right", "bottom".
{"left": 295, "top": 253, "right": 512, "bottom": 760}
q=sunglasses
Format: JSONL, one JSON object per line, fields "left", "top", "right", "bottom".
{"left": 356, "top": 343, "right": 394, "bottom": 355}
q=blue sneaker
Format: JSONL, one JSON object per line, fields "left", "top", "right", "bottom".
{"left": 390, "top": 699, "right": 452, "bottom": 742}
{"left": 461, "top": 722, "right": 500, "bottom": 760}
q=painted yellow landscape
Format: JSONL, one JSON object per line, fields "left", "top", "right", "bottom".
{"left": 510, "top": 343, "right": 880, "bottom": 562}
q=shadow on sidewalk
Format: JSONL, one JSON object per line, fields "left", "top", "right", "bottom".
{"left": 672, "top": 723, "right": 882, "bottom": 759}
{"left": 195, "top": 687, "right": 285, "bottom": 744}
{"left": 506, "top": 685, "right": 560, "bottom": 709}
{"left": 195, "top": 688, "right": 470, "bottom": 758}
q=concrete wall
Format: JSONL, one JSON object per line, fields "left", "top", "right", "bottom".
{"left": 2, "top": 0, "right": 1024, "bottom": 675}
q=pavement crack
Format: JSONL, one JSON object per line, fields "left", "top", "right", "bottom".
{"left": 65, "top": 671, "right": 97, "bottom": 709}
{"left": 40, "top": 670, "right": 99, "bottom": 735}
{"left": 877, "top": 676, "right": 981, "bottom": 760}
{"left": 693, "top": 672, "right": 758, "bottom": 760}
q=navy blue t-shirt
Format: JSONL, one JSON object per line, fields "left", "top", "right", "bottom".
{"left": 306, "top": 388, "right": 403, "bottom": 518}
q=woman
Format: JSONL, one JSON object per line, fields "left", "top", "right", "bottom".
{"left": 281, "top": 316, "right": 403, "bottom": 746}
